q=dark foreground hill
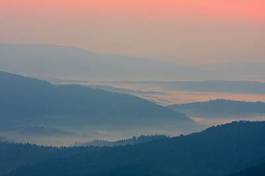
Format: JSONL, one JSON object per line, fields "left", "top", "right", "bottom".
{"left": 229, "top": 161, "right": 265, "bottom": 176}
{"left": 169, "top": 99, "right": 265, "bottom": 118}
{"left": 5, "top": 121, "right": 265, "bottom": 176}
{"left": 0, "top": 142, "right": 91, "bottom": 176}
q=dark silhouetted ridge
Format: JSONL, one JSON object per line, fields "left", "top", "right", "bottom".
{"left": 5, "top": 121, "right": 265, "bottom": 176}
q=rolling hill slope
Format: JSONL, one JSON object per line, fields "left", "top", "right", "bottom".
{"left": 0, "top": 71, "right": 195, "bottom": 144}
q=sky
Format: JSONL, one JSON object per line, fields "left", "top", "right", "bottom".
{"left": 0, "top": 0, "right": 265, "bottom": 64}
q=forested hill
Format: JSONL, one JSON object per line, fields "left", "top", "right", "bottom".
{"left": 5, "top": 121, "right": 265, "bottom": 176}
{"left": 229, "top": 161, "right": 265, "bottom": 176}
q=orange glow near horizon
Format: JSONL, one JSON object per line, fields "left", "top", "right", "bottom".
{"left": 1, "top": 0, "right": 265, "bottom": 22}
{"left": 1, "top": 0, "right": 265, "bottom": 64}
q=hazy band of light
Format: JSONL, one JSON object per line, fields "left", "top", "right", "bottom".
{"left": 1, "top": 0, "right": 265, "bottom": 64}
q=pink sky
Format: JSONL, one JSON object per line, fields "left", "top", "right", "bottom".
{"left": 1, "top": 0, "right": 265, "bottom": 64}
{"left": 2, "top": 0, "right": 265, "bottom": 20}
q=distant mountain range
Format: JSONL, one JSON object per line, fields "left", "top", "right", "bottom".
{"left": 0, "top": 44, "right": 264, "bottom": 82}
{"left": 3, "top": 121, "right": 265, "bottom": 176}
{"left": 0, "top": 44, "right": 208, "bottom": 81}
{"left": 131, "top": 80, "right": 265, "bottom": 94}
{"left": 0, "top": 136, "right": 7, "bottom": 142}
{"left": 168, "top": 99, "right": 265, "bottom": 118}
{"left": 0, "top": 71, "right": 195, "bottom": 144}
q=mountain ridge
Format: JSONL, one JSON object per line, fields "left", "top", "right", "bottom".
{"left": 0, "top": 71, "right": 195, "bottom": 145}
{"left": 168, "top": 99, "right": 265, "bottom": 118}
{"left": 1, "top": 44, "right": 264, "bottom": 82}
{"left": 5, "top": 121, "right": 265, "bottom": 176}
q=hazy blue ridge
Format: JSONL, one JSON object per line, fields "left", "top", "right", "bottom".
{"left": 168, "top": 99, "right": 265, "bottom": 118}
